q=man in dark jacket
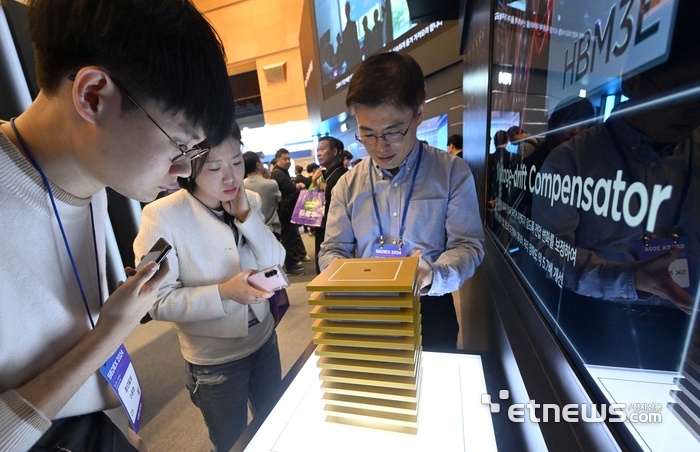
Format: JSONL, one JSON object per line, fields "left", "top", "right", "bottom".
{"left": 270, "top": 148, "right": 307, "bottom": 274}
{"left": 293, "top": 164, "right": 311, "bottom": 188}
{"left": 310, "top": 136, "right": 348, "bottom": 273}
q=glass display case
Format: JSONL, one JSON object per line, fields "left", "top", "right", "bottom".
{"left": 483, "top": 0, "right": 700, "bottom": 450}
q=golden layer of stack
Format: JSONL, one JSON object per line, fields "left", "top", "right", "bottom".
{"left": 306, "top": 257, "right": 422, "bottom": 434}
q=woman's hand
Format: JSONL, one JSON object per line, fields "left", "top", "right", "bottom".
{"left": 223, "top": 183, "right": 250, "bottom": 223}
{"left": 218, "top": 269, "right": 274, "bottom": 305}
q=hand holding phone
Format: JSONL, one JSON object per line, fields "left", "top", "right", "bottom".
{"left": 129, "top": 238, "right": 172, "bottom": 280}
{"left": 247, "top": 264, "right": 290, "bottom": 292}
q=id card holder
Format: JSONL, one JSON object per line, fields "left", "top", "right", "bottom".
{"left": 248, "top": 306, "right": 260, "bottom": 328}
{"left": 373, "top": 244, "right": 407, "bottom": 258}
{"left": 637, "top": 237, "right": 691, "bottom": 292}
{"left": 100, "top": 345, "right": 143, "bottom": 433}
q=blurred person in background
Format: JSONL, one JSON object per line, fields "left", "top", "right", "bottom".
{"left": 311, "top": 136, "right": 348, "bottom": 273}
{"left": 270, "top": 149, "right": 308, "bottom": 275}
{"left": 244, "top": 151, "right": 282, "bottom": 238}
{"left": 342, "top": 150, "right": 354, "bottom": 168}
{"left": 447, "top": 134, "right": 463, "bottom": 158}
{"left": 294, "top": 164, "right": 311, "bottom": 188}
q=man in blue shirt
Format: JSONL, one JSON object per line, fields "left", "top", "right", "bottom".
{"left": 319, "top": 52, "right": 485, "bottom": 350}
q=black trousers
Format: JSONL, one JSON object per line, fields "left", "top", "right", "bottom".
{"left": 314, "top": 226, "right": 325, "bottom": 274}
{"left": 31, "top": 412, "right": 137, "bottom": 451}
{"left": 420, "top": 293, "right": 459, "bottom": 351}
{"left": 280, "top": 221, "right": 306, "bottom": 269}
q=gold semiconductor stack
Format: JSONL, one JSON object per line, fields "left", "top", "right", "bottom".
{"left": 306, "top": 257, "right": 422, "bottom": 434}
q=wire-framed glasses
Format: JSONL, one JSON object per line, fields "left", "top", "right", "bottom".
{"left": 355, "top": 116, "right": 414, "bottom": 146}
{"left": 69, "top": 74, "right": 209, "bottom": 165}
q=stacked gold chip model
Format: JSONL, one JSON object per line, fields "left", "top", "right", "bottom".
{"left": 307, "top": 257, "right": 422, "bottom": 434}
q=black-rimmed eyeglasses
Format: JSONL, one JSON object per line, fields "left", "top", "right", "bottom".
{"left": 69, "top": 74, "right": 209, "bottom": 165}
{"left": 355, "top": 116, "right": 414, "bottom": 146}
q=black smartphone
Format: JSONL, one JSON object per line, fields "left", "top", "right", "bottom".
{"left": 129, "top": 238, "right": 172, "bottom": 279}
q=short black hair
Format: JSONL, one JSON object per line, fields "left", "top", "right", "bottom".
{"left": 295, "top": 164, "right": 304, "bottom": 174}
{"left": 493, "top": 130, "right": 509, "bottom": 147}
{"left": 319, "top": 136, "right": 344, "bottom": 154}
{"left": 275, "top": 148, "right": 290, "bottom": 159}
{"left": 179, "top": 120, "right": 241, "bottom": 192}
{"left": 307, "top": 163, "right": 320, "bottom": 173}
{"left": 28, "top": 0, "right": 234, "bottom": 147}
{"left": 341, "top": 150, "right": 353, "bottom": 161}
{"left": 243, "top": 151, "right": 261, "bottom": 176}
{"left": 548, "top": 97, "right": 594, "bottom": 130}
{"left": 346, "top": 52, "right": 425, "bottom": 113}
{"left": 447, "top": 134, "right": 463, "bottom": 150}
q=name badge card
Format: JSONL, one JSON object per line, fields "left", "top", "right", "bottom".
{"left": 248, "top": 306, "right": 260, "bottom": 328}
{"left": 373, "top": 244, "right": 407, "bottom": 258}
{"left": 638, "top": 238, "right": 691, "bottom": 292}
{"left": 100, "top": 345, "right": 143, "bottom": 432}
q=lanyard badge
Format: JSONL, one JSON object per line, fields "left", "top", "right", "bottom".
{"left": 637, "top": 236, "right": 692, "bottom": 293}
{"left": 373, "top": 243, "right": 408, "bottom": 258}
{"left": 100, "top": 345, "right": 144, "bottom": 432}
{"left": 369, "top": 143, "right": 424, "bottom": 259}
{"left": 10, "top": 118, "right": 145, "bottom": 432}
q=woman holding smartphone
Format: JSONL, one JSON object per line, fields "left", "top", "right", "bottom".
{"left": 133, "top": 122, "right": 285, "bottom": 451}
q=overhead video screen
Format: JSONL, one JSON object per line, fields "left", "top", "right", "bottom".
{"left": 313, "top": 0, "right": 416, "bottom": 98}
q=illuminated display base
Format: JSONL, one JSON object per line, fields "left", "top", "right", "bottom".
{"left": 586, "top": 365, "right": 699, "bottom": 451}
{"left": 307, "top": 258, "right": 423, "bottom": 435}
{"left": 241, "top": 352, "right": 497, "bottom": 452}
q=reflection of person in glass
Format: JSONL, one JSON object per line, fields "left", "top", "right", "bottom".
{"left": 367, "top": 8, "right": 384, "bottom": 54}
{"left": 340, "top": 2, "right": 361, "bottom": 69}
{"left": 360, "top": 8, "right": 384, "bottom": 58}
{"left": 512, "top": 98, "right": 595, "bottom": 219}
{"left": 521, "top": 97, "right": 595, "bottom": 173}
{"left": 333, "top": 32, "right": 347, "bottom": 76}
{"left": 381, "top": 0, "right": 393, "bottom": 45}
{"left": 532, "top": 1, "right": 700, "bottom": 368}
{"left": 361, "top": 17, "right": 372, "bottom": 59}
{"left": 488, "top": 130, "right": 510, "bottom": 209}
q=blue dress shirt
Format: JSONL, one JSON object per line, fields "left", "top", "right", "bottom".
{"left": 319, "top": 140, "right": 485, "bottom": 296}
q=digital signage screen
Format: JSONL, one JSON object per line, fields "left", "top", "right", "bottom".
{"left": 314, "top": 0, "right": 440, "bottom": 99}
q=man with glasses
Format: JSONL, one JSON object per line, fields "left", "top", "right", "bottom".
{"left": 318, "top": 52, "right": 485, "bottom": 351}
{"left": 0, "top": 0, "right": 233, "bottom": 450}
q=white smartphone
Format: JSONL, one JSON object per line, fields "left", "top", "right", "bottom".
{"left": 129, "top": 238, "right": 172, "bottom": 279}
{"left": 247, "top": 264, "right": 290, "bottom": 292}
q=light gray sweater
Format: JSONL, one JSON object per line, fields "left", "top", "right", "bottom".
{"left": 0, "top": 129, "right": 119, "bottom": 451}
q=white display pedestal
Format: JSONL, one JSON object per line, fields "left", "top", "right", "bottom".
{"left": 243, "top": 351, "right": 498, "bottom": 452}
{"left": 586, "top": 365, "right": 700, "bottom": 452}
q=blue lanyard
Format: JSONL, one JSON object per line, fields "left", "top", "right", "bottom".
{"left": 368, "top": 142, "right": 424, "bottom": 249}
{"left": 9, "top": 118, "right": 103, "bottom": 327}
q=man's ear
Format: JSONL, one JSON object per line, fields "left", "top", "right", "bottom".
{"left": 414, "top": 102, "right": 426, "bottom": 126}
{"left": 71, "top": 67, "right": 121, "bottom": 125}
